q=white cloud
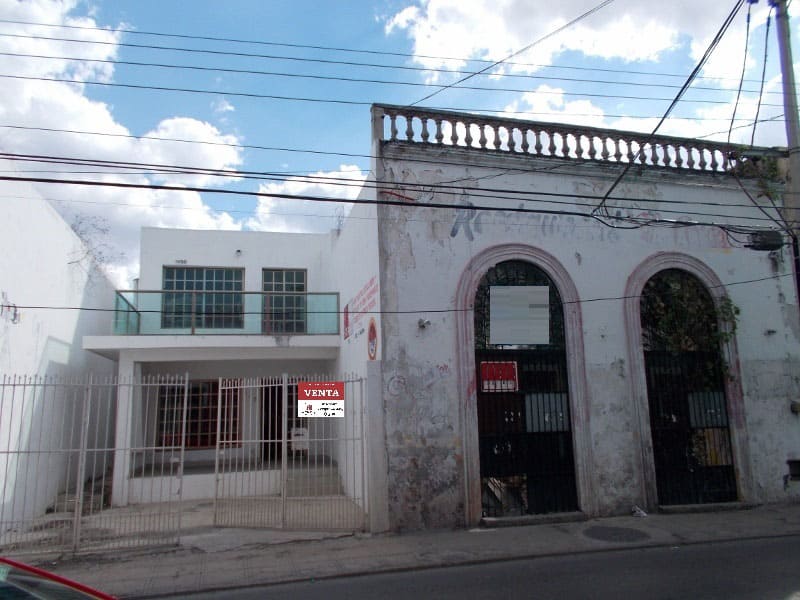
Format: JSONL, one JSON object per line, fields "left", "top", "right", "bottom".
{"left": 0, "top": 1, "right": 245, "bottom": 283}
{"left": 134, "top": 118, "right": 242, "bottom": 187}
{"left": 504, "top": 85, "right": 606, "bottom": 127}
{"left": 386, "top": 0, "right": 767, "bottom": 81}
{"left": 247, "top": 165, "right": 366, "bottom": 233}
{"left": 212, "top": 98, "right": 236, "bottom": 113}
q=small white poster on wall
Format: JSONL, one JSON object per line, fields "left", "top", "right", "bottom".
{"left": 489, "top": 286, "right": 550, "bottom": 345}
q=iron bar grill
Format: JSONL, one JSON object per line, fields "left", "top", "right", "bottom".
{"left": 477, "top": 349, "right": 578, "bottom": 516}
{"left": 644, "top": 350, "right": 737, "bottom": 505}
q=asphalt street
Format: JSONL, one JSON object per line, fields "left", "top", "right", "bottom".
{"left": 157, "top": 535, "right": 800, "bottom": 600}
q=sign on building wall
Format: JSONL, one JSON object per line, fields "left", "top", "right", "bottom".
{"left": 367, "top": 318, "right": 378, "bottom": 360}
{"left": 489, "top": 286, "right": 550, "bottom": 345}
{"left": 480, "top": 361, "right": 519, "bottom": 392}
{"left": 297, "top": 381, "right": 345, "bottom": 418}
{"left": 344, "top": 275, "right": 378, "bottom": 343}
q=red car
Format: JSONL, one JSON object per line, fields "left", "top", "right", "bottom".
{"left": 0, "top": 557, "right": 115, "bottom": 599}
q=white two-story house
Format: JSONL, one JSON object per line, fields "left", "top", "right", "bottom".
{"left": 84, "top": 203, "right": 383, "bottom": 530}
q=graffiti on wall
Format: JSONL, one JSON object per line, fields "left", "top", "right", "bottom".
{"left": 449, "top": 198, "right": 732, "bottom": 249}
{"left": 386, "top": 363, "right": 453, "bottom": 436}
{"left": 0, "top": 292, "right": 21, "bottom": 324}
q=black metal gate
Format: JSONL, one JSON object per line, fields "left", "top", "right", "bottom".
{"left": 474, "top": 260, "right": 578, "bottom": 517}
{"left": 644, "top": 351, "right": 737, "bottom": 505}
{"left": 477, "top": 350, "right": 578, "bottom": 516}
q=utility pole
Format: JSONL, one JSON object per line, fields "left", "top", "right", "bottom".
{"left": 769, "top": 0, "right": 800, "bottom": 306}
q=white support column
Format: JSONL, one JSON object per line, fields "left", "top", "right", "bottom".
{"left": 111, "top": 354, "right": 138, "bottom": 507}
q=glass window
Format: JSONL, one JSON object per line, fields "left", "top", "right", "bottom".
{"left": 263, "top": 269, "right": 307, "bottom": 333}
{"left": 162, "top": 267, "right": 244, "bottom": 329}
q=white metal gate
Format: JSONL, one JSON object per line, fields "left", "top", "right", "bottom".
{"left": 0, "top": 375, "right": 186, "bottom": 555}
{"left": 214, "top": 374, "right": 367, "bottom": 530}
{"left": 0, "top": 372, "right": 367, "bottom": 556}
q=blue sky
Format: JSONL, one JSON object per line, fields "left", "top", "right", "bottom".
{"left": 0, "top": 0, "right": 796, "bottom": 285}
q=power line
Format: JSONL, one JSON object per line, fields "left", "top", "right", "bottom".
{"left": 723, "top": 3, "right": 786, "bottom": 234}
{"left": 0, "top": 71, "right": 784, "bottom": 111}
{"left": 0, "top": 73, "right": 371, "bottom": 107}
{"left": 0, "top": 171, "right": 785, "bottom": 234}
{"left": 3, "top": 271, "right": 793, "bottom": 316}
{"left": 695, "top": 113, "right": 784, "bottom": 140}
{"left": 4, "top": 49, "right": 787, "bottom": 100}
{"left": 751, "top": 7, "right": 774, "bottom": 146}
{"left": 2, "top": 166, "right": 783, "bottom": 229}
{"left": 409, "top": 0, "right": 615, "bottom": 106}
{"left": 0, "top": 19, "right": 793, "bottom": 88}
{"left": 594, "top": 0, "right": 746, "bottom": 216}
{"left": 728, "top": 1, "right": 754, "bottom": 143}
{"left": 11, "top": 190, "right": 740, "bottom": 234}
{"left": 0, "top": 116, "right": 787, "bottom": 174}
{"left": 0, "top": 118, "right": 788, "bottom": 214}
{"left": 0, "top": 151, "right": 787, "bottom": 223}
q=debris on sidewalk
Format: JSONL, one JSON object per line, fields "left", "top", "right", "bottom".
{"left": 631, "top": 505, "right": 648, "bottom": 518}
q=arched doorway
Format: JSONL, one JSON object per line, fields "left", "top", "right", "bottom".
{"left": 474, "top": 259, "right": 579, "bottom": 516}
{"left": 640, "top": 268, "right": 738, "bottom": 505}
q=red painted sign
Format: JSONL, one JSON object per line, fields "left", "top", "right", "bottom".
{"left": 298, "top": 381, "right": 345, "bottom": 418}
{"left": 299, "top": 381, "right": 345, "bottom": 400}
{"left": 480, "top": 361, "right": 519, "bottom": 392}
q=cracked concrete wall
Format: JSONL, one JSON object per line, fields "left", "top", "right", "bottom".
{"left": 376, "top": 146, "right": 800, "bottom": 529}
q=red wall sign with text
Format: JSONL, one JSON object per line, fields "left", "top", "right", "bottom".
{"left": 297, "top": 381, "right": 345, "bottom": 418}
{"left": 479, "top": 361, "right": 519, "bottom": 392}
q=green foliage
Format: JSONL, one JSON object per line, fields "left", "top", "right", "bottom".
{"left": 728, "top": 153, "right": 783, "bottom": 202}
{"left": 640, "top": 269, "right": 739, "bottom": 354}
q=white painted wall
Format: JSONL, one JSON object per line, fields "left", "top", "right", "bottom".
{"left": 0, "top": 166, "right": 116, "bottom": 377}
{"left": 376, "top": 147, "right": 800, "bottom": 528}
{"left": 0, "top": 162, "right": 116, "bottom": 526}
{"left": 329, "top": 184, "right": 381, "bottom": 509}
{"left": 329, "top": 189, "right": 382, "bottom": 375}
{"left": 119, "top": 223, "right": 378, "bottom": 509}
{"left": 136, "top": 227, "right": 336, "bottom": 335}
{"left": 139, "top": 227, "right": 331, "bottom": 291}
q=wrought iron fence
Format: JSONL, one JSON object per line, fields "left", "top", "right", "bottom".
{"left": 0, "top": 371, "right": 367, "bottom": 556}
{"left": 214, "top": 374, "right": 367, "bottom": 530}
{"left": 644, "top": 351, "right": 737, "bottom": 505}
{"left": 0, "top": 375, "right": 185, "bottom": 555}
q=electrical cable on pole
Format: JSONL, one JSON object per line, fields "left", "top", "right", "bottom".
{"left": 768, "top": 0, "right": 800, "bottom": 312}
{"left": 406, "top": 0, "right": 615, "bottom": 106}
{"left": 592, "top": 0, "right": 746, "bottom": 218}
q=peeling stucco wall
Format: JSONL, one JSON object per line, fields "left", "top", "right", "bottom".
{"left": 376, "top": 145, "right": 800, "bottom": 529}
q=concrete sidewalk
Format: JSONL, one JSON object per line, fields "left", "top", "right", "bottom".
{"left": 34, "top": 502, "right": 800, "bottom": 599}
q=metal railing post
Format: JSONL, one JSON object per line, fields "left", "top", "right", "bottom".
{"left": 72, "top": 376, "right": 92, "bottom": 553}
{"left": 176, "top": 374, "right": 189, "bottom": 540}
{"left": 213, "top": 378, "right": 223, "bottom": 526}
{"left": 280, "top": 373, "right": 288, "bottom": 528}
{"left": 360, "top": 376, "right": 368, "bottom": 531}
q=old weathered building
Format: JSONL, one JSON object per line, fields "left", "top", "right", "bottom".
{"left": 9, "top": 105, "right": 796, "bottom": 549}
{"left": 369, "top": 104, "right": 800, "bottom": 528}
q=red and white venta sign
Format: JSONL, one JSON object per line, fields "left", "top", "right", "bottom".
{"left": 297, "top": 381, "right": 345, "bottom": 418}
{"left": 480, "top": 361, "right": 519, "bottom": 392}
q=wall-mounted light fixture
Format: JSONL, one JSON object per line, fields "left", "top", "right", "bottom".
{"left": 418, "top": 318, "right": 431, "bottom": 329}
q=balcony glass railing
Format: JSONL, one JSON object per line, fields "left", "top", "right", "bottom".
{"left": 112, "top": 290, "right": 340, "bottom": 335}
